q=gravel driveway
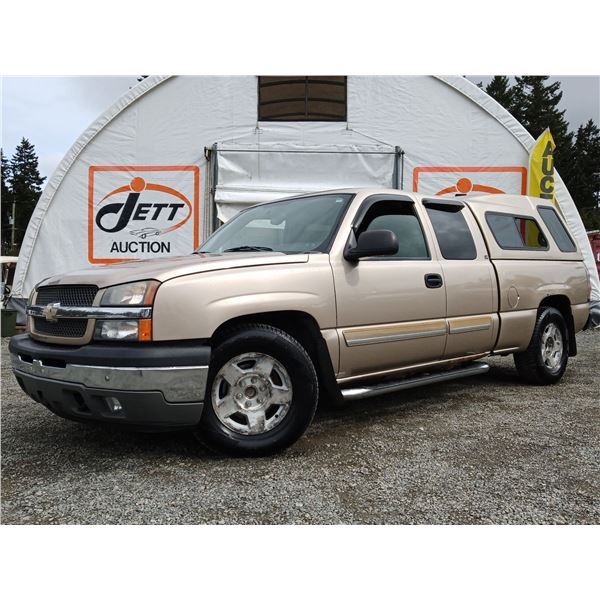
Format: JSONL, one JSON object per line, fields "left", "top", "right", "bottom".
{"left": 2, "top": 331, "right": 598, "bottom": 524}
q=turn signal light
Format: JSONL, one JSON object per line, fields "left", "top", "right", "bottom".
{"left": 138, "top": 319, "right": 152, "bottom": 342}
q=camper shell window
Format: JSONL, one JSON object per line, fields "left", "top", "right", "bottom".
{"left": 537, "top": 206, "right": 577, "bottom": 252}
{"left": 485, "top": 212, "right": 548, "bottom": 251}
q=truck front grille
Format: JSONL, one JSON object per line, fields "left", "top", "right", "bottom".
{"left": 33, "top": 317, "right": 89, "bottom": 338}
{"left": 36, "top": 285, "right": 98, "bottom": 307}
{"left": 32, "top": 285, "right": 97, "bottom": 341}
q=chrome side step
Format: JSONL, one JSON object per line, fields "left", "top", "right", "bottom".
{"left": 340, "top": 361, "right": 490, "bottom": 400}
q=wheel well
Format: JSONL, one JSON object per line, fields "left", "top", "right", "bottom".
{"left": 539, "top": 295, "right": 577, "bottom": 356}
{"left": 210, "top": 311, "right": 341, "bottom": 400}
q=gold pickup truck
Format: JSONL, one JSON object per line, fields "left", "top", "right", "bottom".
{"left": 10, "top": 189, "right": 592, "bottom": 455}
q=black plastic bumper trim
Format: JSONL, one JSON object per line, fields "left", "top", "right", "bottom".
{"left": 9, "top": 334, "right": 211, "bottom": 368}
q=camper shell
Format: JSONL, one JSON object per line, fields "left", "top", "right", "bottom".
{"left": 10, "top": 190, "right": 591, "bottom": 455}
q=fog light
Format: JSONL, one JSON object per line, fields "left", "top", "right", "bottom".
{"left": 94, "top": 320, "right": 139, "bottom": 341}
{"left": 106, "top": 397, "right": 123, "bottom": 413}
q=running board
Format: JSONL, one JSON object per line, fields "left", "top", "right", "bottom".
{"left": 340, "top": 361, "right": 490, "bottom": 400}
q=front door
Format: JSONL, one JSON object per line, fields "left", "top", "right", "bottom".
{"left": 331, "top": 195, "right": 447, "bottom": 382}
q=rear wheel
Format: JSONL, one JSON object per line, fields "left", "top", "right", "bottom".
{"left": 514, "top": 307, "right": 568, "bottom": 385}
{"left": 195, "top": 324, "right": 319, "bottom": 456}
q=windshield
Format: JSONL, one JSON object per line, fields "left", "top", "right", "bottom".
{"left": 198, "top": 193, "right": 353, "bottom": 254}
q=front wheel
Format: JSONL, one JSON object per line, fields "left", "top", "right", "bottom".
{"left": 195, "top": 324, "right": 319, "bottom": 456}
{"left": 514, "top": 307, "right": 569, "bottom": 385}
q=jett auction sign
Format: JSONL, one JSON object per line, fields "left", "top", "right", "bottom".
{"left": 88, "top": 165, "right": 200, "bottom": 264}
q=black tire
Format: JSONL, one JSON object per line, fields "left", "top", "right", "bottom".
{"left": 195, "top": 324, "right": 319, "bottom": 456}
{"left": 514, "top": 307, "right": 569, "bottom": 385}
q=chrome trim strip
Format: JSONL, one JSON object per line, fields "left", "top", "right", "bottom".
{"left": 27, "top": 305, "right": 152, "bottom": 320}
{"left": 344, "top": 327, "right": 446, "bottom": 347}
{"left": 448, "top": 323, "right": 491, "bottom": 334}
{"left": 340, "top": 362, "right": 490, "bottom": 400}
{"left": 11, "top": 353, "right": 207, "bottom": 404}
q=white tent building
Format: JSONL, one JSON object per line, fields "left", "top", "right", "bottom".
{"left": 12, "top": 75, "right": 600, "bottom": 315}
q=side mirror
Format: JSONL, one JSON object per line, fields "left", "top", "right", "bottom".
{"left": 344, "top": 229, "right": 399, "bottom": 261}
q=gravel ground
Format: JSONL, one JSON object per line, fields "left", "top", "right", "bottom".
{"left": 1, "top": 331, "right": 599, "bottom": 525}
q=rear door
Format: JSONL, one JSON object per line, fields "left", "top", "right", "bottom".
{"left": 421, "top": 198, "right": 498, "bottom": 359}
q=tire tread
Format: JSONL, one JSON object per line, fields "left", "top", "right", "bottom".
{"left": 196, "top": 323, "right": 319, "bottom": 456}
{"left": 513, "top": 306, "right": 568, "bottom": 386}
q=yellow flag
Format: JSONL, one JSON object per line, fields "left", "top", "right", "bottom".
{"left": 528, "top": 128, "right": 557, "bottom": 204}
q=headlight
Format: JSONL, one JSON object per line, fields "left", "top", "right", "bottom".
{"left": 96, "top": 280, "right": 158, "bottom": 341}
{"left": 94, "top": 319, "right": 152, "bottom": 342}
{"left": 100, "top": 280, "right": 159, "bottom": 306}
{"left": 95, "top": 320, "right": 139, "bottom": 341}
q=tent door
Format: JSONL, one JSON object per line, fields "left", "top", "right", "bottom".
{"left": 208, "top": 143, "right": 405, "bottom": 231}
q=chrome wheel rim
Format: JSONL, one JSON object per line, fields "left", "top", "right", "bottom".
{"left": 211, "top": 352, "right": 293, "bottom": 436}
{"left": 541, "top": 323, "right": 564, "bottom": 372}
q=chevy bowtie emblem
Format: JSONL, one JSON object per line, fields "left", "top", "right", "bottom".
{"left": 42, "top": 302, "right": 61, "bottom": 322}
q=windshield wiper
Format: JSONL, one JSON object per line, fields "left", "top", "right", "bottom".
{"left": 223, "top": 245, "right": 274, "bottom": 252}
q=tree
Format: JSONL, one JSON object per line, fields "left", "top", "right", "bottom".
{"left": 7, "top": 138, "right": 46, "bottom": 253}
{"left": 490, "top": 76, "right": 580, "bottom": 212}
{"left": 1, "top": 149, "right": 13, "bottom": 254}
{"left": 510, "top": 76, "right": 569, "bottom": 137}
{"left": 483, "top": 76, "right": 600, "bottom": 229}
{"left": 569, "top": 120, "right": 600, "bottom": 229}
{"left": 510, "top": 76, "right": 575, "bottom": 184}
{"left": 485, "top": 76, "right": 514, "bottom": 109}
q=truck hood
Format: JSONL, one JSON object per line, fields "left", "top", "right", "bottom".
{"left": 39, "top": 252, "right": 310, "bottom": 289}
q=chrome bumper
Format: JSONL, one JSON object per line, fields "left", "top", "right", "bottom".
{"left": 10, "top": 353, "right": 208, "bottom": 404}
{"left": 26, "top": 304, "right": 153, "bottom": 320}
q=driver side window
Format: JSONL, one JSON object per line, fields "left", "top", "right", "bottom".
{"left": 358, "top": 200, "right": 430, "bottom": 259}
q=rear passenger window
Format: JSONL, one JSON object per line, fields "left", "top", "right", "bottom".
{"left": 486, "top": 213, "right": 548, "bottom": 250}
{"left": 537, "top": 206, "right": 577, "bottom": 252}
{"left": 359, "top": 201, "right": 429, "bottom": 259}
{"left": 425, "top": 206, "right": 477, "bottom": 259}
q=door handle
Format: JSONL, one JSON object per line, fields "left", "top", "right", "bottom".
{"left": 424, "top": 273, "right": 443, "bottom": 288}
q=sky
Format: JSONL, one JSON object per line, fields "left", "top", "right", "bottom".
{"left": 2, "top": 75, "right": 599, "bottom": 181}
{"left": 2, "top": 76, "right": 138, "bottom": 179}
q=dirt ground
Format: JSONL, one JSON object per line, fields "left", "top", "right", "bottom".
{"left": 1, "top": 330, "right": 598, "bottom": 524}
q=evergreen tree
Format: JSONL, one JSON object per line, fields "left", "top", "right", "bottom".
{"left": 569, "top": 120, "right": 600, "bottom": 229}
{"left": 7, "top": 138, "right": 46, "bottom": 253}
{"left": 483, "top": 75, "right": 600, "bottom": 229}
{"left": 1, "top": 149, "right": 13, "bottom": 254}
{"left": 485, "top": 76, "right": 514, "bottom": 109}
{"left": 510, "top": 77, "right": 571, "bottom": 140}
{"left": 510, "top": 76, "right": 575, "bottom": 197}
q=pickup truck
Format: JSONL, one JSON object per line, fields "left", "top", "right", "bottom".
{"left": 10, "top": 189, "right": 592, "bottom": 456}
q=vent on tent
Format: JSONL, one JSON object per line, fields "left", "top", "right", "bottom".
{"left": 258, "top": 76, "right": 347, "bottom": 121}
